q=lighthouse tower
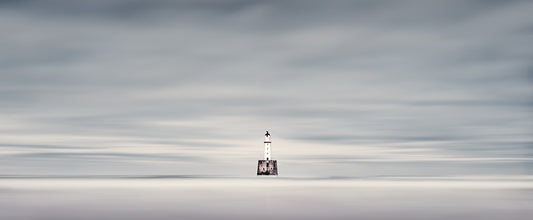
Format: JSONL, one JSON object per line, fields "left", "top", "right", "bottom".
{"left": 264, "top": 131, "right": 271, "bottom": 160}
{"left": 257, "top": 131, "right": 278, "bottom": 175}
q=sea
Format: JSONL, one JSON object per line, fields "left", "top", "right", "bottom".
{"left": 1, "top": 175, "right": 532, "bottom": 220}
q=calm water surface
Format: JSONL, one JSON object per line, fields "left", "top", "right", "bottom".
{"left": 1, "top": 176, "right": 532, "bottom": 220}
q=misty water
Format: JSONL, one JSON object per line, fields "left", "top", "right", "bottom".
{"left": 1, "top": 176, "right": 532, "bottom": 220}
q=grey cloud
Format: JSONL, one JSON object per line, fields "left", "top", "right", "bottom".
{"left": 10, "top": 152, "right": 202, "bottom": 161}
{"left": 0, "top": 144, "right": 98, "bottom": 150}
{"left": 0, "top": 0, "right": 532, "bottom": 176}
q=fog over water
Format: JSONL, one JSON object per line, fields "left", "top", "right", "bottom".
{"left": 0, "top": 176, "right": 532, "bottom": 220}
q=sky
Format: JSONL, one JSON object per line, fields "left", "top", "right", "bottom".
{"left": 0, "top": 0, "right": 532, "bottom": 176}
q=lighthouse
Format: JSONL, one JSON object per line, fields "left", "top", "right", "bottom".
{"left": 257, "top": 131, "right": 278, "bottom": 175}
{"left": 264, "top": 131, "right": 271, "bottom": 160}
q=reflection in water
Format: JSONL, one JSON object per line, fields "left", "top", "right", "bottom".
{"left": 0, "top": 176, "right": 532, "bottom": 220}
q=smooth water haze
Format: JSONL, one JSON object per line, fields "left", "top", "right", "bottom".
{"left": 1, "top": 176, "right": 532, "bottom": 220}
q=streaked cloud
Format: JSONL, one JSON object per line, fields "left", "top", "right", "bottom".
{"left": 0, "top": 0, "right": 532, "bottom": 176}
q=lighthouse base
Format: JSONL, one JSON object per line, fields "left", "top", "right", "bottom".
{"left": 257, "top": 160, "right": 278, "bottom": 175}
